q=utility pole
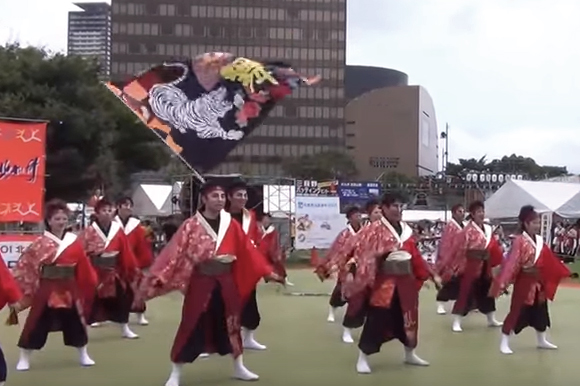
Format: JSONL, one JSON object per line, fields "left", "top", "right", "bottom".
{"left": 440, "top": 123, "right": 450, "bottom": 221}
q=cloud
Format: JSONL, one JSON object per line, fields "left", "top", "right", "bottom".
{"left": 1, "top": 0, "right": 579, "bottom": 172}
{"left": 348, "top": 0, "right": 580, "bottom": 171}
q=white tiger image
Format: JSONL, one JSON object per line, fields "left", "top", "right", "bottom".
{"left": 148, "top": 63, "right": 245, "bottom": 141}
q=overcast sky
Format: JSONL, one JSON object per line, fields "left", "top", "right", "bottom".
{"left": 1, "top": 0, "right": 579, "bottom": 171}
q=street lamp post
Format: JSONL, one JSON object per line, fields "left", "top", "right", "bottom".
{"left": 440, "top": 123, "right": 450, "bottom": 221}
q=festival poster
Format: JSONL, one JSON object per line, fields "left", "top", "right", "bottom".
{"left": 0, "top": 120, "right": 47, "bottom": 222}
{"left": 0, "top": 234, "right": 36, "bottom": 268}
{"left": 294, "top": 196, "right": 345, "bottom": 250}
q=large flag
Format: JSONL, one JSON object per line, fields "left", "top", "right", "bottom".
{"left": 105, "top": 52, "right": 319, "bottom": 175}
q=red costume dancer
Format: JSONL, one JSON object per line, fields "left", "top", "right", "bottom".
{"left": 336, "top": 200, "right": 385, "bottom": 344}
{"left": 140, "top": 180, "right": 280, "bottom": 386}
{"left": 79, "top": 198, "right": 139, "bottom": 339}
{"left": 434, "top": 204, "right": 465, "bottom": 315}
{"left": 490, "top": 205, "right": 570, "bottom": 355}
{"left": 445, "top": 201, "right": 504, "bottom": 332}
{"left": 115, "top": 196, "right": 153, "bottom": 326}
{"left": 344, "top": 194, "right": 441, "bottom": 373}
{"left": 11, "top": 200, "right": 98, "bottom": 371}
{"left": 0, "top": 252, "right": 22, "bottom": 384}
{"left": 257, "top": 213, "right": 287, "bottom": 280}
{"left": 226, "top": 181, "right": 266, "bottom": 350}
{"left": 315, "top": 206, "right": 363, "bottom": 325}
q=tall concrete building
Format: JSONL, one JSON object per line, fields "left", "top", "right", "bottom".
{"left": 67, "top": 2, "right": 112, "bottom": 78}
{"left": 110, "top": 0, "right": 347, "bottom": 176}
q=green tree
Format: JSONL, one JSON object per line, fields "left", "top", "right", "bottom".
{"left": 380, "top": 172, "right": 419, "bottom": 203}
{"left": 446, "top": 154, "right": 568, "bottom": 180}
{"left": 0, "top": 44, "right": 169, "bottom": 201}
{"left": 282, "top": 150, "right": 358, "bottom": 180}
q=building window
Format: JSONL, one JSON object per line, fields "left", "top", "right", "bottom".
{"left": 146, "top": 3, "right": 158, "bottom": 15}
{"left": 145, "top": 43, "right": 156, "bottom": 54}
{"left": 128, "top": 42, "right": 140, "bottom": 54}
{"left": 208, "top": 26, "right": 223, "bottom": 38}
{"left": 177, "top": 4, "right": 189, "bottom": 16}
{"left": 285, "top": 105, "right": 297, "bottom": 117}
{"left": 239, "top": 27, "right": 252, "bottom": 38}
{"left": 287, "top": 8, "right": 299, "bottom": 19}
{"left": 161, "top": 23, "right": 174, "bottom": 35}
{"left": 192, "top": 25, "right": 205, "bottom": 37}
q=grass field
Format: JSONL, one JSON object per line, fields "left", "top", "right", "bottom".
{"left": 2, "top": 269, "right": 580, "bottom": 386}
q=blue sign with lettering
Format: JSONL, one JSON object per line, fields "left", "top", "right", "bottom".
{"left": 337, "top": 181, "right": 381, "bottom": 213}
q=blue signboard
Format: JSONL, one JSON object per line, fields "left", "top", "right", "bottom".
{"left": 337, "top": 182, "right": 381, "bottom": 213}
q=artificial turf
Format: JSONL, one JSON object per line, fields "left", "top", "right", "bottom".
{"left": 1, "top": 269, "right": 579, "bottom": 386}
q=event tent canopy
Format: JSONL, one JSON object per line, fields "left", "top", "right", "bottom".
{"left": 132, "top": 184, "right": 174, "bottom": 216}
{"left": 484, "top": 179, "right": 580, "bottom": 218}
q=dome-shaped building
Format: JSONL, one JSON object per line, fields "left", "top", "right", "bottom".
{"left": 345, "top": 65, "right": 409, "bottom": 101}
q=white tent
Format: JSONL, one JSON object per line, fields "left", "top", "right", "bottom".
{"left": 403, "top": 210, "right": 451, "bottom": 222}
{"left": 485, "top": 179, "right": 580, "bottom": 218}
{"left": 132, "top": 184, "right": 173, "bottom": 216}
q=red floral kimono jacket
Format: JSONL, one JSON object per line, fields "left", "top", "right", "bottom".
{"left": 78, "top": 222, "right": 138, "bottom": 298}
{"left": 316, "top": 224, "right": 359, "bottom": 282}
{"left": 490, "top": 233, "right": 570, "bottom": 332}
{"left": 259, "top": 224, "right": 286, "bottom": 278}
{"left": 435, "top": 219, "right": 464, "bottom": 275}
{"left": 11, "top": 232, "right": 97, "bottom": 339}
{"left": 441, "top": 221, "right": 503, "bottom": 282}
{"left": 141, "top": 211, "right": 272, "bottom": 360}
{"left": 345, "top": 218, "right": 432, "bottom": 348}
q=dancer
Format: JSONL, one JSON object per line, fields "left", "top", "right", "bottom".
{"left": 434, "top": 204, "right": 465, "bottom": 315}
{"left": 490, "top": 205, "right": 570, "bottom": 354}
{"left": 115, "top": 197, "right": 154, "bottom": 326}
{"left": 80, "top": 198, "right": 140, "bottom": 338}
{"left": 315, "top": 206, "right": 363, "bottom": 324}
{"left": 446, "top": 201, "right": 504, "bottom": 332}
{"left": 140, "top": 180, "right": 281, "bottom": 386}
{"left": 257, "top": 212, "right": 289, "bottom": 284}
{"left": 226, "top": 181, "right": 265, "bottom": 350}
{"left": 365, "top": 199, "right": 383, "bottom": 224}
{"left": 338, "top": 200, "right": 384, "bottom": 344}
{"left": 10, "top": 199, "right": 98, "bottom": 371}
{"left": 0, "top": 252, "right": 22, "bottom": 385}
{"left": 343, "top": 193, "right": 441, "bottom": 373}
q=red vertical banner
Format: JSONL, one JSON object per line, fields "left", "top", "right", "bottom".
{"left": 0, "top": 120, "right": 47, "bottom": 222}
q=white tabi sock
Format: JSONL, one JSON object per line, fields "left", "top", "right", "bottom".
{"left": 232, "top": 355, "right": 259, "bottom": 381}
{"left": 121, "top": 323, "right": 139, "bottom": 339}
{"left": 486, "top": 312, "right": 503, "bottom": 327}
{"left": 78, "top": 345, "right": 95, "bottom": 366}
{"left": 242, "top": 329, "right": 266, "bottom": 350}
{"left": 499, "top": 333, "right": 513, "bottom": 354}
{"left": 536, "top": 331, "right": 558, "bottom": 350}
{"left": 327, "top": 306, "right": 337, "bottom": 323}
{"left": 436, "top": 302, "right": 447, "bottom": 315}
{"left": 342, "top": 327, "right": 354, "bottom": 343}
{"left": 452, "top": 315, "right": 463, "bottom": 332}
{"left": 137, "top": 313, "right": 149, "bottom": 326}
{"left": 16, "top": 349, "right": 31, "bottom": 371}
{"left": 356, "top": 350, "right": 371, "bottom": 374}
{"left": 404, "top": 346, "right": 430, "bottom": 366}
{"left": 165, "top": 363, "right": 182, "bottom": 386}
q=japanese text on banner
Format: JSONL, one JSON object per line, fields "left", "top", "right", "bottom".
{"left": 0, "top": 120, "right": 47, "bottom": 222}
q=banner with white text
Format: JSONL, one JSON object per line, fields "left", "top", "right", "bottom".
{"left": 294, "top": 196, "right": 344, "bottom": 250}
{"left": 0, "top": 234, "right": 36, "bottom": 268}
